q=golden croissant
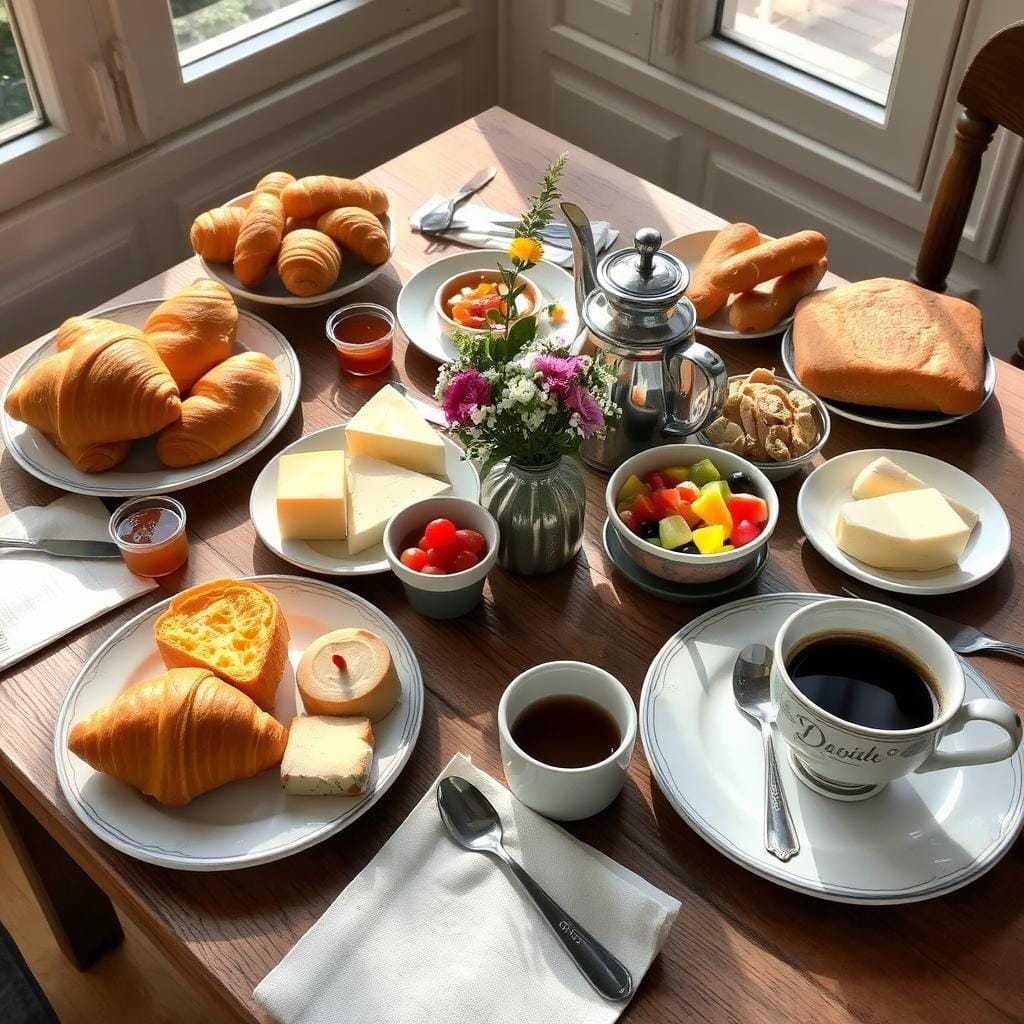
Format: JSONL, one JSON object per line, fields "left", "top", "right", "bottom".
{"left": 4, "top": 319, "right": 180, "bottom": 451}
{"left": 281, "top": 175, "right": 388, "bottom": 219}
{"left": 189, "top": 207, "right": 246, "bottom": 263}
{"left": 143, "top": 279, "right": 237, "bottom": 392}
{"left": 68, "top": 667, "right": 288, "bottom": 806}
{"left": 317, "top": 207, "right": 390, "bottom": 265}
{"left": 156, "top": 351, "right": 280, "bottom": 468}
{"left": 255, "top": 170, "right": 296, "bottom": 197}
{"left": 233, "top": 192, "right": 285, "bottom": 287}
{"left": 49, "top": 434, "right": 132, "bottom": 473}
{"left": 277, "top": 229, "right": 341, "bottom": 296}
{"left": 284, "top": 216, "right": 317, "bottom": 235}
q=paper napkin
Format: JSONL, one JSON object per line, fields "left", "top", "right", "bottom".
{"left": 255, "top": 753, "right": 679, "bottom": 1024}
{"left": 0, "top": 494, "right": 156, "bottom": 672}
{"left": 411, "top": 196, "right": 619, "bottom": 267}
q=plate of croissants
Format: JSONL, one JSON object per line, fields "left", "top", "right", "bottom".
{"left": 55, "top": 576, "right": 423, "bottom": 870}
{"left": 190, "top": 170, "right": 395, "bottom": 307}
{"left": 0, "top": 279, "right": 300, "bottom": 497}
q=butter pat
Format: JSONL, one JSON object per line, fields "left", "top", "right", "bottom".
{"left": 345, "top": 385, "right": 446, "bottom": 476}
{"left": 347, "top": 455, "right": 451, "bottom": 554}
{"left": 835, "top": 488, "right": 971, "bottom": 571}
{"left": 281, "top": 715, "right": 375, "bottom": 797}
{"left": 277, "top": 450, "right": 347, "bottom": 540}
{"left": 851, "top": 456, "right": 978, "bottom": 530}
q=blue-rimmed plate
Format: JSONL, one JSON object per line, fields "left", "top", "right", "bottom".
{"left": 641, "top": 592, "right": 1024, "bottom": 904}
{"left": 55, "top": 575, "right": 423, "bottom": 871}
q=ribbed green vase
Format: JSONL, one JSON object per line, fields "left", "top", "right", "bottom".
{"left": 480, "top": 456, "right": 587, "bottom": 574}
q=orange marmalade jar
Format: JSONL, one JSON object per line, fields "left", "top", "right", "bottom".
{"left": 109, "top": 495, "right": 189, "bottom": 577}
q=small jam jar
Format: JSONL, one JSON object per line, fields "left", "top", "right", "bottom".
{"left": 327, "top": 302, "right": 395, "bottom": 376}
{"left": 109, "top": 495, "right": 189, "bottom": 577}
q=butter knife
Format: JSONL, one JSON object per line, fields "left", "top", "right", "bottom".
{"left": 419, "top": 167, "right": 497, "bottom": 233}
{"left": 389, "top": 381, "right": 447, "bottom": 428}
{"left": 0, "top": 538, "right": 121, "bottom": 558}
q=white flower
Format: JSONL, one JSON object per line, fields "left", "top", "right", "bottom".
{"left": 507, "top": 377, "right": 537, "bottom": 405}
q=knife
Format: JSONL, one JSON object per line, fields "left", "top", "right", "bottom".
{"left": 840, "top": 584, "right": 1024, "bottom": 660}
{"left": 389, "top": 381, "right": 447, "bottom": 429}
{"left": 419, "top": 167, "right": 497, "bottom": 233}
{"left": 0, "top": 537, "right": 121, "bottom": 558}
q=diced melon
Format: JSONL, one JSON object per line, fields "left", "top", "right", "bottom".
{"left": 663, "top": 466, "right": 690, "bottom": 484}
{"left": 659, "top": 515, "right": 693, "bottom": 551}
{"left": 689, "top": 458, "right": 721, "bottom": 486}
{"left": 617, "top": 474, "right": 650, "bottom": 503}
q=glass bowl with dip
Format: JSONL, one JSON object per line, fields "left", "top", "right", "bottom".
{"left": 327, "top": 302, "right": 396, "bottom": 376}
{"left": 109, "top": 495, "right": 188, "bottom": 577}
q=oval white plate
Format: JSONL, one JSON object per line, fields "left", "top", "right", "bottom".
{"left": 0, "top": 300, "right": 300, "bottom": 498}
{"left": 396, "top": 250, "right": 578, "bottom": 363}
{"left": 198, "top": 192, "right": 395, "bottom": 308}
{"left": 642, "top": 592, "right": 1024, "bottom": 904}
{"left": 250, "top": 424, "right": 480, "bottom": 575}
{"left": 780, "top": 326, "right": 997, "bottom": 430}
{"left": 797, "top": 449, "right": 1011, "bottom": 595}
{"left": 55, "top": 575, "right": 423, "bottom": 871}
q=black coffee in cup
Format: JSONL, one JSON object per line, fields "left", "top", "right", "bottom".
{"left": 786, "top": 633, "right": 939, "bottom": 731}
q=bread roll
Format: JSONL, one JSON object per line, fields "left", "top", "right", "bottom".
{"left": 190, "top": 207, "right": 246, "bottom": 263}
{"left": 685, "top": 223, "right": 760, "bottom": 321}
{"left": 277, "top": 229, "right": 341, "bottom": 296}
{"left": 710, "top": 230, "right": 828, "bottom": 293}
{"left": 727, "top": 258, "right": 828, "bottom": 333}
{"left": 233, "top": 192, "right": 285, "bottom": 287}
{"left": 316, "top": 207, "right": 390, "bottom": 265}
{"left": 281, "top": 176, "right": 388, "bottom": 219}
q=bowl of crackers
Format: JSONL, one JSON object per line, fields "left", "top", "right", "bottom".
{"left": 698, "top": 368, "right": 830, "bottom": 481}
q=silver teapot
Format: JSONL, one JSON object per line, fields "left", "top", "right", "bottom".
{"left": 561, "top": 202, "right": 728, "bottom": 472}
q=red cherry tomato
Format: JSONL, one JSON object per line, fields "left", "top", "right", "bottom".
{"left": 427, "top": 544, "right": 458, "bottom": 570}
{"left": 454, "top": 528, "right": 486, "bottom": 555}
{"left": 420, "top": 565, "right": 446, "bottom": 575}
{"left": 424, "top": 518, "right": 457, "bottom": 548}
{"left": 730, "top": 519, "right": 762, "bottom": 547}
{"left": 400, "top": 547, "right": 429, "bottom": 571}
{"left": 416, "top": 534, "right": 430, "bottom": 550}
{"left": 451, "top": 550, "right": 480, "bottom": 573}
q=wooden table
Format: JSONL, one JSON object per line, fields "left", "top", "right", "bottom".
{"left": 1, "top": 107, "right": 1022, "bottom": 1024}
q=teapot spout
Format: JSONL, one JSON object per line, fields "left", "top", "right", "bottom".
{"left": 560, "top": 201, "right": 599, "bottom": 325}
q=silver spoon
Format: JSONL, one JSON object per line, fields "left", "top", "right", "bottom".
{"left": 733, "top": 644, "right": 800, "bottom": 862}
{"left": 419, "top": 166, "right": 497, "bottom": 233}
{"left": 436, "top": 776, "right": 633, "bottom": 1002}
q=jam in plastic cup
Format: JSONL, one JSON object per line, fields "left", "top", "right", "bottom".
{"left": 109, "top": 495, "right": 188, "bottom": 577}
{"left": 327, "top": 302, "right": 395, "bottom": 376}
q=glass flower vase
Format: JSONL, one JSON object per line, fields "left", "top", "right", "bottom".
{"left": 480, "top": 456, "right": 587, "bottom": 574}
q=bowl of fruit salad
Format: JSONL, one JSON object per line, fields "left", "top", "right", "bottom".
{"left": 435, "top": 269, "right": 542, "bottom": 334}
{"left": 384, "top": 497, "right": 499, "bottom": 619}
{"left": 606, "top": 444, "right": 778, "bottom": 584}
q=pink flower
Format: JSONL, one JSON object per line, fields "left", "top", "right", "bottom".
{"left": 564, "top": 383, "right": 604, "bottom": 437}
{"left": 532, "top": 353, "right": 583, "bottom": 396}
{"left": 443, "top": 369, "right": 491, "bottom": 427}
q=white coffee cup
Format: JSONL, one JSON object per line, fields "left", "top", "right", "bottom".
{"left": 497, "top": 661, "right": 637, "bottom": 821}
{"left": 771, "top": 599, "right": 1023, "bottom": 800}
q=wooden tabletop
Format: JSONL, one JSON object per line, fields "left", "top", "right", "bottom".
{"left": 1, "top": 107, "right": 1022, "bottom": 1024}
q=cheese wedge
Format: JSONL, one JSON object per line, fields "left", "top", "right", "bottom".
{"left": 345, "top": 385, "right": 446, "bottom": 475}
{"left": 835, "top": 488, "right": 971, "bottom": 571}
{"left": 277, "top": 450, "right": 347, "bottom": 540}
{"left": 346, "top": 454, "right": 450, "bottom": 554}
{"left": 281, "top": 715, "right": 375, "bottom": 796}
{"left": 297, "top": 628, "right": 400, "bottom": 721}
{"left": 851, "top": 456, "right": 978, "bottom": 530}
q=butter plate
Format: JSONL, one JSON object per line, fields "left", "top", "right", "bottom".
{"left": 797, "top": 449, "right": 1010, "bottom": 595}
{"left": 250, "top": 424, "right": 480, "bottom": 576}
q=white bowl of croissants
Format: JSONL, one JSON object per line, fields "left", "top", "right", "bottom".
{"left": 190, "top": 170, "right": 394, "bottom": 305}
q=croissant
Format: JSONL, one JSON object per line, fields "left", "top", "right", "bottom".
{"left": 277, "top": 229, "right": 341, "bottom": 296}
{"left": 317, "top": 207, "right": 390, "bottom": 265}
{"left": 255, "top": 170, "right": 296, "bottom": 197}
{"left": 156, "top": 351, "right": 280, "bottom": 467}
{"left": 55, "top": 315, "right": 107, "bottom": 352}
{"left": 189, "top": 207, "right": 246, "bottom": 263}
{"left": 284, "top": 216, "right": 317, "bottom": 235}
{"left": 143, "top": 279, "right": 237, "bottom": 392}
{"left": 233, "top": 192, "right": 285, "bottom": 287}
{"left": 48, "top": 434, "right": 131, "bottom": 473}
{"left": 68, "top": 667, "right": 288, "bottom": 806}
{"left": 281, "top": 175, "right": 388, "bottom": 219}
{"left": 4, "top": 319, "right": 180, "bottom": 451}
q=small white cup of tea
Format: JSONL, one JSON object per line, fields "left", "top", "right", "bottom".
{"left": 497, "top": 661, "right": 637, "bottom": 821}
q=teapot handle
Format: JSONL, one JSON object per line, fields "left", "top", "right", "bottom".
{"left": 662, "top": 341, "right": 728, "bottom": 438}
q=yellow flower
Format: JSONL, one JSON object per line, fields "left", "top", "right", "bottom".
{"left": 508, "top": 236, "right": 543, "bottom": 264}
{"left": 548, "top": 302, "right": 565, "bottom": 324}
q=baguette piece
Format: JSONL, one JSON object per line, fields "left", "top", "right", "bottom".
{"left": 791, "top": 278, "right": 985, "bottom": 415}
{"left": 685, "top": 223, "right": 760, "bottom": 321}
{"left": 727, "top": 258, "right": 828, "bottom": 333}
{"left": 710, "top": 230, "right": 827, "bottom": 293}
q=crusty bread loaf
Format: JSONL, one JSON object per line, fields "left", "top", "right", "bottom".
{"left": 791, "top": 278, "right": 985, "bottom": 415}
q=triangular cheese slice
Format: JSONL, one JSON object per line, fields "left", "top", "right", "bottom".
{"left": 851, "top": 456, "right": 978, "bottom": 530}
{"left": 347, "top": 455, "right": 451, "bottom": 554}
{"left": 345, "top": 385, "right": 446, "bottom": 475}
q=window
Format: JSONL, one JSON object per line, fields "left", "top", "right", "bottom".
{"left": 0, "top": 1, "right": 42, "bottom": 143}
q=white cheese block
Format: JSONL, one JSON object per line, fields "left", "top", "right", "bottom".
{"left": 851, "top": 456, "right": 978, "bottom": 530}
{"left": 276, "top": 450, "right": 347, "bottom": 540}
{"left": 346, "top": 455, "right": 451, "bottom": 554}
{"left": 345, "top": 385, "right": 447, "bottom": 476}
{"left": 835, "top": 488, "right": 971, "bottom": 571}
{"left": 281, "top": 715, "right": 375, "bottom": 797}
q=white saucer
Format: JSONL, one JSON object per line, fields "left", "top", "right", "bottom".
{"left": 797, "top": 449, "right": 1010, "bottom": 595}
{"left": 396, "top": 250, "right": 578, "bottom": 363}
{"left": 641, "top": 592, "right": 1024, "bottom": 904}
{"left": 250, "top": 424, "right": 480, "bottom": 575}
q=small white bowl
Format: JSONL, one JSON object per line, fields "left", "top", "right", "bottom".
{"left": 433, "top": 268, "right": 542, "bottom": 337}
{"left": 606, "top": 443, "right": 778, "bottom": 585}
{"left": 384, "top": 497, "right": 498, "bottom": 618}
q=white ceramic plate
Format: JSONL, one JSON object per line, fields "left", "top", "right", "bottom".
{"left": 55, "top": 575, "right": 423, "bottom": 871}
{"left": 250, "top": 424, "right": 480, "bottom": 575}
{"left": 396, "top": 250, "right": 578, "bottom": 363}
{"left": 780, "top": 326, "right": 997, "bottom": 430}
{"left": 664, "top": 230, "right": 828, "bottom": 341}
{"left": 0, "top": 300, "right": 300, "bottom": 498}
{"left": 198, "top": 192, "right": 395, "bottom": 308}
{"left": 797, "top": 449, "right": 1010, "bottom": 595}
{"left": 641, "top": 592, "right": 1024, "bottom": 904}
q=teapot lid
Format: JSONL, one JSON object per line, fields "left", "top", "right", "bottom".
{"left": 597, "top": 227, "right": 688, "bottom": 307}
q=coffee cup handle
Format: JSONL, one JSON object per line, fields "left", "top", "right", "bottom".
{"left": 916, "top": 699, "right": 1023, "bottom": 773}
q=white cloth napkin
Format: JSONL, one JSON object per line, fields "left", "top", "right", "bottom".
{"left": 0, "top": 494, "right": 156, "bottom": 672}
{"left": 254, "top": 753, "right": 679, "bottom": 1024}
{"left": 411, "top": 196, "right": 619, "bottom": 267}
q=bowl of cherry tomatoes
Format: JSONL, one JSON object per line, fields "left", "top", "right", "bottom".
{"left": 434, "top": 268, "right": 542, "bottom": 334}
{"left": 384, "top": 497, "right": 499, "bottom": 618}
